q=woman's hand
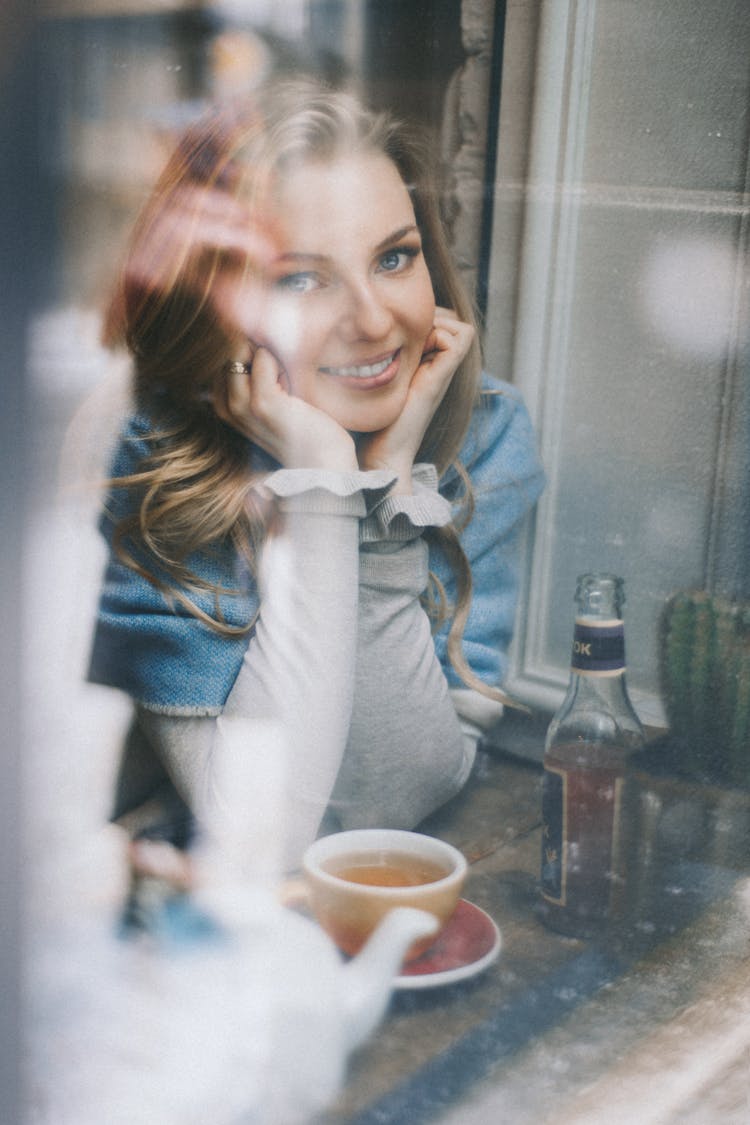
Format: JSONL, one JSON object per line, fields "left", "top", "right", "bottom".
{"left": 214, "top": 346, "right": 358, "bottom": 471}
{"left": 357, "top": 308, "right": 474, "bottom": 489}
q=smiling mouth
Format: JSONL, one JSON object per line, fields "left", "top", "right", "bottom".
{"left": 319, "top": 350, "right": 399, "bottom": 379}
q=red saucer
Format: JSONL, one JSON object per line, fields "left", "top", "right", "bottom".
{"left": 395, "top": 899, "right": 501, "bottom": 990}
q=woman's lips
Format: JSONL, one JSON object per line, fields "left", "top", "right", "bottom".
{"left": 318, "top": 349, "right": 401, "bottom": 388}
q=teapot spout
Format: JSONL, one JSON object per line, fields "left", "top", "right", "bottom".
{"left": 341, "top": 908, "right": 439, "bottom": 1049}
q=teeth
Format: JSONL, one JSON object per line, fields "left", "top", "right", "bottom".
{"left": 321, "top": 353, "right": 395, "bottom": 378}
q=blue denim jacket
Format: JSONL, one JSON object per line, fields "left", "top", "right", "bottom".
{"left": 88, "top": 375, "right": 544, "bottom": 713}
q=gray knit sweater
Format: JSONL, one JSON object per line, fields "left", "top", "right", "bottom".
{"left": 130, "top": 465, "right": 476, "bottom": 871}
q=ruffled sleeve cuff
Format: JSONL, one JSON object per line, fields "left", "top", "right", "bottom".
{"left": 360, "top": 463, "right": 453, "bottom": 543}
{"left": 255, "top": 467, "right": 397, "bottom": 517}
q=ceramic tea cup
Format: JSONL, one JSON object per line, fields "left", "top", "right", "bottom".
{"left": 302, "top": 829, "right": 467, "bottom": 961}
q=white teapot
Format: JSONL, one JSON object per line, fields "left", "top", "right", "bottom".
{"left": 32, "top": 720, "right": 438, "bottom": 1125}
{"left": 34, "top": 878, "right": 436, "bottom": 1125}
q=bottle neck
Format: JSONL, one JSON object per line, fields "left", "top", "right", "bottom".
{"left": 550, "top": 641, "right": 644, "bottom": 758}
{"left": 570, "top": 615, "right": 626, "bottom": 675}
{"left": 546, "top": 575, "right": 645, "bottom": 755}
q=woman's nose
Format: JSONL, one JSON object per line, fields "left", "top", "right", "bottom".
{"left": 340, "top": 280, "right": 393, "bottom": 340}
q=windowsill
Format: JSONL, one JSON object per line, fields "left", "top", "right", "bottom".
{"left": 482, "top": 706, "right": 669, "bottom": 766}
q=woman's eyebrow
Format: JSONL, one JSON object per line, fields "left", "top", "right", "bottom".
{"left": 374, "top": 224, "right": 420, "bottom": 251}
{"left": 274, "top": 251, "right": 329, "bottom": 264}
{"left": 273, "top": 225, "right": 421, "bottom": 266}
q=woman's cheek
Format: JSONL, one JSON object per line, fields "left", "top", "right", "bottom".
{"left": 262, "top": 294, "right": 305, "bottom": 363}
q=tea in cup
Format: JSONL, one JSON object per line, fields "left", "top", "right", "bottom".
{"left": 302, "top": 829, "right": 467, "bottom": 960}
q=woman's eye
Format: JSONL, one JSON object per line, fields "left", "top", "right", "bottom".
{"left": 275, "top": 272, "right": 321, "bottom": 294}
{"left": 378, "top": 246, "right": 419, "bottom": 273}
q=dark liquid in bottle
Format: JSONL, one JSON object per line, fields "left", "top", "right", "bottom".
{"left": 540, "top": 745, "right": 626, "bottom": 937}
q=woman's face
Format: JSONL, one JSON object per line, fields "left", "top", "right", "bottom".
{"left": 259, "top": 152, "right": 436, "bottom": 433}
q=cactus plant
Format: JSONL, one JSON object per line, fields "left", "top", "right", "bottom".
{"left": 659, "top": 590, "right": 750, "bottom": 789}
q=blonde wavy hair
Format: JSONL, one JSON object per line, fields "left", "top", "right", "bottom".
{"left": 104, "top": 77, "right": 510, "bottom": 703}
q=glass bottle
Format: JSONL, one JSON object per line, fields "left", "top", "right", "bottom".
{"left": 539, "top": 573, "right": 645, "bottom": 937}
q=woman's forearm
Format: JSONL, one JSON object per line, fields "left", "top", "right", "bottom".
{"left": 137, "top": 489, "right": 364, "bottom": 872}
{"left": 220, "top": 500, "right": 361, "bottom": 867}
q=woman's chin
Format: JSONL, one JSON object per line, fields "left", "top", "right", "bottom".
{"left": 349, "top": 418, "right": 398, "bottom": 436}
{"left": 309, "top": 384, "right": 410, "bottom": 436}
{"left": 336, "top": 398, "right": 408, "bottom": 436}
{"left": 300, "top": 373, "right": 412, "bottom": 436}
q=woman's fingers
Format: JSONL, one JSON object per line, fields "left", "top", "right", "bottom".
{"left": 215, "top": 345, "right": 297, "bottom": 461}
{"left": 216, "top": 346, "right": 281, "bottom": 433}
{"left": 412, "top": 312, "right": 474, "bottom": 416}
{"left": 420, "top": 309, "right": 474, "bottom": 370}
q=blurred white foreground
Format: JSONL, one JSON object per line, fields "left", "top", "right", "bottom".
{"left": 23, "top": 308, "right": 437, "bottom": 1124}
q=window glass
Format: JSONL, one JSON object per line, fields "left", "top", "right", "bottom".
{"left": 17, "top": 3, "right": 750, "bottom": 1122}
{"left": 485, "top": 0, "right": 750, "bottom": 723}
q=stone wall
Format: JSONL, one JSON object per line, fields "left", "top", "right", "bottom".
{"left": 442, "top": 0, "right": 497, "bottom": 299}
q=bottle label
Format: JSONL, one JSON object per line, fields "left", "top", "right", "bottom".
{"left": 571, "top": 618, "right": 625, "bottom": 676}
{"left": 541, "top": 762, "right": 624, "bottom": 913}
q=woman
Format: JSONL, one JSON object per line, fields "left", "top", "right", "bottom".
{"left": 88, "top": 78, "right": 544, "bottom": 909}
